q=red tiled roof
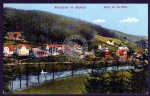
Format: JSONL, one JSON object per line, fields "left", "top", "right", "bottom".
{"left": 137, "top": 51, "right": 142, "bottom": 54}
{"left": 55, "top": 44, "right": 62, "bottom": 47}
{"left": 32, "top": 48, "right": 41, "bottom": 51}
{"left": 105, "top": 51, "right": 110, "bottom": 55}
{"left": 13, "top": 32, "right": 21, "bottom": 35}
{"left": 17, "top": 44, "right": 30, "bottom": 49}
{"left": 47, "top": 44, "right": 62, "bottom": 48}
{"left": 119, "top": 50, "right": 126, "bottom": 54}
{"left": 109, "top": 40, "right": 113, "bottom": 42}
{"left": 3, "top": 45, "right": 15, "bottom": 51}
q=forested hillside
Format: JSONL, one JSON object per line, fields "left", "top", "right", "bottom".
{"left": 3, "top": 7, "right": 147, "bottom": 44}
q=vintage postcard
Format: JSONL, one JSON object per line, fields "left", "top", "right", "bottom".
{"left": 3, "top": 3, "right": 148, "bottom": 94}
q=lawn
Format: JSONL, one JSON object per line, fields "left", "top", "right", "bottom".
{"left": 14, "top": 75, "right": 87, "bottom": 94}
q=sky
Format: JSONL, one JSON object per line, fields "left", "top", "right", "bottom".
{"left": 3, "top": 3, "right": 148, "bottom": 36}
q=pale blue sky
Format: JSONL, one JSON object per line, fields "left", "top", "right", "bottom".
{"left": 4, "top": 3, "right": 148, "bottom": 36}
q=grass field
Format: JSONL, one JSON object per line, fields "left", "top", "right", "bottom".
{"left": 93, "top": 34, "right": 142, "bottom": 52}
{"left": 14, "top": 75, "right": 87, "bottom": 94}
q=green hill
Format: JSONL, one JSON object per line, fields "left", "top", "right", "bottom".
{"left": 93, "top": 34, "right": 142, "bottom": 52}
{"left": 3, "top": 7, "right": 145, "bottom": 52}
{"left": 110, "top": 30, "right": 148, "bottom": 42}
{"left": 4, "top": 7, "right": 147, "bottom": 44}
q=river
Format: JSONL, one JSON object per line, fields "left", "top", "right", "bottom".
{"left": 8, "top": 65, "right": 136, "bottom": 91}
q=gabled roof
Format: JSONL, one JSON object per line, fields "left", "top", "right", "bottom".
{"left": 3, "top": 44, "right": 15, "bottom": 51}
{"left": 108, "top": 40, "right": 113, "bottom": 42}
{"left": 47, "top": 44, "right": 62, "bottom": 48}
{"left": 137, "top": 51, "right": 142, "bottom": 54}
{"left": 17, "top": 44, "right": 30, "bottom": 49}
{"left": 119, "top": 50, "right": 126, "bottom": 54}
{"left": 13, "top": 32, "right": 21, "bottom": 35}
{"left": 32, "top": 48, "right": 41, "bottom": 51}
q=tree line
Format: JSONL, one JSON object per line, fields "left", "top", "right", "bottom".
{"left": 84, "top": 64, "right": 148, "bottom": 94}
{"left": 4, "top": 7, "right": 116, "bottom": 44}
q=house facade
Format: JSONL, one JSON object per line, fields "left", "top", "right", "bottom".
{"left": 104, "top": 48, "right": 111, "bottom": 58}
{"left": 3, "top": 45, "right": 15, "bottom": 57}
{"left": 107, "top": 40, "right": 114, "bottom": 45}
{"left": 31, "top": 48, "right": 47, "bottom": 58}
{"left": 105, "top": 51, "right": 111, "bottom": 58}
{"left": 118, "top": 46, "right": 129, "bottom": 52}
{"left": 46, "top": 44, "right": 62, "bottom": 56}
{"left": 16, "top": 44, "right": 30, "bottom": 56}
{"left": 7, "top": 32, "right": 23, "bottom": 40}
{"left": 116, "top": 49, "right": 127, "bottom": 61}
{"left": 133, "top": 51, "right": 143, "bottom": 60}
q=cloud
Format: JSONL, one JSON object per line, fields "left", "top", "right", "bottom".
{"left": 93, "top": 19, "right": 105, "bottom": 23}
{"left": 119, "top": 17, "right": 139, "bottom": 23}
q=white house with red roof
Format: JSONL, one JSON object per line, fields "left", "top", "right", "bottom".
{"left": 133, "top": 51, "right": 143, "bottom": 60}
{"left": 46, "top": 44, "right": 62, "bottom": 55}
{"left": 136, "top": 51, "right": 142, "bottom": 58}
{"left": 118, "top": 46, "right": 129, "bottom": 52}
{"left": 107, "top": 40, "right": 114, "bottom": 45}
{"left": 116, "top": 49, "right": 127, "bottom": 61}
{"left": 16, "top": 44, "right": 30, "bottom": 56}
{"left": 3, "top": 44, "right": 15, "bottom": 57}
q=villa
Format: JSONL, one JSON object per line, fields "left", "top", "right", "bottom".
{"left": 107, "top": 40, "right": 114, "bottom": 45}
{"left": 116, "top": 49, "right": 127, "bottom": 61}
{"left": 7, "top": 32, "right": 23, "bottom": 40}
{"left": 46, "top": 44, "right": 62, "bottom": 56}
{"left": 16, "top": 44, "right": 30, "bottom": 56}
{"left": 31, "top": 48, "right": 47, "bottom": 58}
{"left": 3, "top": 44, "right": 15, "bottom": 57}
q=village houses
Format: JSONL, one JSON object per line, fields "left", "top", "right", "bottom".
{"left": 116, "top": 47, "right": 128, "bottom": 61}
{"left": 132, "top": 51, "right": 143, "bottom": 61}
{"left": 107, "top": 40, "right": 114, "bottom": 45}
{"left": 16, "top": 44, "right": 30, "bottom": 56}
{"left": 31, "top": 48, "right": 47, "bottom": 58}
{"left": 7, "top": 32, "right": 23, "bottom": 40}
{"left": 46, "top": 44, "right": 62, "bottom": 56}
{"left": 3, "top": 44, "right": 15, "bottom": 57}
{"left": 104, "top": 47, "right": 111, "bottom": 58}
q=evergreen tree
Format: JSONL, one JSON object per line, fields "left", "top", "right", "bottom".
{"left": 3, "top": 66, "right": 14, "bottom": 93}
{"left": 130, "top": 68, "right": 148, "bottom": 94}
{"left": 85, "top": 71, "right": 109, "bottom": 94}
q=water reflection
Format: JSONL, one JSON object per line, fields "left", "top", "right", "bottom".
{"left": 9, "top": 65, "right": 135, "bottom": 91}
